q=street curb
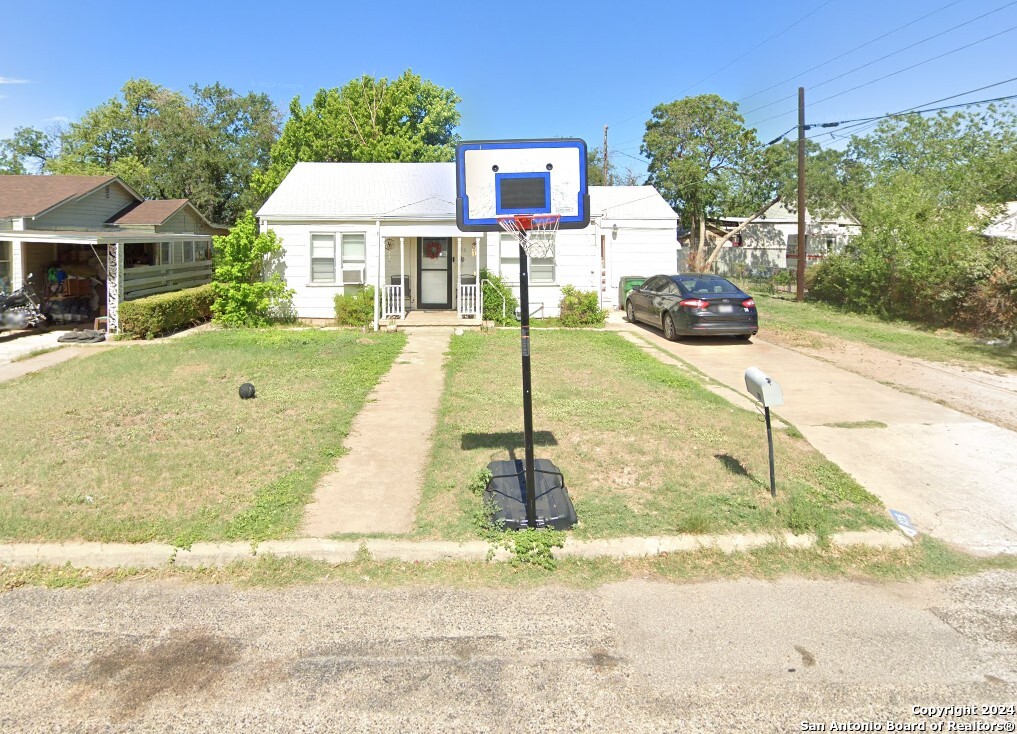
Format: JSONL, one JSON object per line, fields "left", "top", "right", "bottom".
{"left": 0, "top": 531, "right": 909, "bottom": 570}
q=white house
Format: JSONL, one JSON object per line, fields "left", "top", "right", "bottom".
{"left": 256, "top": 162, "right": 681, "bottom": 325}
{"left": 702, "top": 202, "right": 860, "bottom": 275}
{"left": 983, "top": 202, "right": 1017, "bottom": 240}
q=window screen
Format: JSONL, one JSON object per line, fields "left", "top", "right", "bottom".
{"left": 311, "top": 234, "right": 336, "bottom": 283}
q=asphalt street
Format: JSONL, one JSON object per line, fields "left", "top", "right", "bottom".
{"left": 1, "top": 572, "right": 1014, "bottom": 733}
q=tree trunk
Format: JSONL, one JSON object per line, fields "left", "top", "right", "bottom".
{"left": 702, "top": 196, "right": 781, "bottom": 273}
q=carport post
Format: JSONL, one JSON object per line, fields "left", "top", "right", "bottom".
{"left": 106, "top": 241, "right": 122, "bottom": 335}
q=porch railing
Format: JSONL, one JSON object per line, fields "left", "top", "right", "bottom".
{"left": 382, "top": 284, "right": 404, "bottom": 319}
{"left": 458, "top": 283, "right": 480, "bottom": 318}
{"left": 122, "top": 261, "right": 213, "bottom": 301}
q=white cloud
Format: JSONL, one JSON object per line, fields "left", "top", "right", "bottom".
{"left": 0, "top": 77, "right": 30, "bottom": 85}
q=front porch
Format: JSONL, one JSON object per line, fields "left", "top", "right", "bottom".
{"left": 377, "top": 234, "right": 484, "bottom": 325}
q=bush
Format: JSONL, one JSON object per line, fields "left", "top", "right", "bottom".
{"left": 118, "top": 284, "right": 215, "bottom": 339}
{"left": 334, "top": 286, "right": 375, "bottom": 327}
{"left": 480, "top": 269, "right": 519, "bottom": 325}
{"left": 558, "top": 285, "right": 607, "bottom": 327}
{"left": 212, "top": 211, "right": 294, "bottom": 327}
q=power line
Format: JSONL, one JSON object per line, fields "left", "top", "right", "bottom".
{"left": 768, "top": 88, "right": 1017, "bottom": 145}
{"left": 743, "top": 0, "right": 1017, "bottom": 119}
{"left": 607, "top": 0, "right": 838, "bottom": 129}
{"left": 750, "top": 22, "right": 1017, "bottom": 126}
{"left": 737, "top": 0, "right": 964, "bottom": 104}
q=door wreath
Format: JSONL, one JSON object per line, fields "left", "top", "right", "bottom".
{"left": 424, "top": 241, "right": 442, "bottom": 260}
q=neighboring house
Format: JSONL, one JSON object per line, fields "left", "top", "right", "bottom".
{"left": 982, "top": 202, "right": 1017, "bottom": 241}
{"left": 0, "top": 175, "right": 225, "bottom": 332}
{"left": 684, "top": 202, "right": 861, "bottom": 275}
{"left": 257, "top": 162, "right": 681, "bottom": 324}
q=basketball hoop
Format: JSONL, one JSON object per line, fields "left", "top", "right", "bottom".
{"left": 497, "top": 214, "right": 561, "bottom": 259}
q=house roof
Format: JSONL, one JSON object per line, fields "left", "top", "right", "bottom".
{"left": 718, "top": 200, "right": 859, "bottom": 226}
{"left": 0, "top": 175, "right": 121, "bottom": 218}
{"left": 983, "top": 201, "right": 1017, "bottom": 240}
{"left": 107, "top": 199, "right": 189, "bottom": 225}
{"left": 257, "top": 163, "right": 678, "bottom": 221}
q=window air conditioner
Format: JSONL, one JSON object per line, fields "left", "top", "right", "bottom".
{"left": 341, "top": 267, "right": 364, "bottom": 285}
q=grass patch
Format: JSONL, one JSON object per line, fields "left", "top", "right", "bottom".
{"left": 414, "top": 330, "right": 893, "bottom": 542}
{"left": 752, "top": 292, "right": 1017, "bottom": 372}
{"left": 3, "top": 538, "right": 1013, "bottom": 592}
{"left": 0, "top": 329, "right": 406, "bottom": 544}
{"left": 10, "top": 345, "right": 64, "bottom": 363}
{"left": 821, "top": 420, "right": 888, "bottom": 429}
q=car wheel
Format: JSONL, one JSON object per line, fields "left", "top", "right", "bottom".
{"left": 663, "top": 313, "right": 679, "bottom": 341}
{"left": 625, "top": 300, "right": 636, "bottom": 323}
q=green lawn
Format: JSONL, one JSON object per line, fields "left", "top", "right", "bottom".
{"left": 0, "top": 329, "right": 406, "bottom": 544}
{"left": 413, "top": 330, "right": 893, "bottom": 541}
{"left": 749, "top": 291, "right": 1017, "bottom": 372}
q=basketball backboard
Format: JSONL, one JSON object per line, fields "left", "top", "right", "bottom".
{"left": 455, "top": 139, "right": 590, "bottom": 232}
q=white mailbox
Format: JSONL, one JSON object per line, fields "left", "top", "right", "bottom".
{"left": 744, "top": 367, "right": 784, "bottom": 408}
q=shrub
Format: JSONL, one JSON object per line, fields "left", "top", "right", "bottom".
{"left": 334, "top": 286, "right": 375, "bottom": 327}
{"left": 480, "top": 269, "right": 519, "bottom": 325}
{"left": 118, "top": 284, "right": 215, "bottom": 339}
{"left": 212, "top": 211, "right": 294, "bottom": 327}
{"left": 558, "top": 285, "right": 607, "bottom": 327}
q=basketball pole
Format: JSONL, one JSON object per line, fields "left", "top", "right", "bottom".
{"left": 516, "top": 236, "right": 539, "bottom": 528}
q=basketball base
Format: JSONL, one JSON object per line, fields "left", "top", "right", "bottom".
{"left": 484, "top": 459, "right": 578, "bottom": 531}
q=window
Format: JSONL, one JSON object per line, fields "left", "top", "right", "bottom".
{"left": 184, "top": 241, "right": 195, "bottom": 263}
{"left": 341, "top": 233, "right": 366, "bottom": 267}
{"left": 160, "top": 242, "right": 171, "bottom": 265}
{"left": 194, "top": 241, "right": 208, "bottom": 261}
{"left": 173, "top": 242, "right": 184, "bottom": 264}
{"left": 499, "top": 234, "right": 554, "bottom": 284}
{"left": 0, "top": 241, "right": 11, "bottom": 292}
{"left": 311, "top": 234, "right": 336, "bottom": 283}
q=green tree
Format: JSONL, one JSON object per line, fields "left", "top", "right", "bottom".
{"left": 0, "top": 126, "right": 59, "bottom": 174}
{"left": 211, "top": 211, "right": 293, "bottom": 327}
{"left": 50, "top": 79, "right": 280, "bottom": 224}
{"left": 254, "top": 70, "right": 461, "bottom": 197}
{"left": 641, "top": 95, "right": 764, "bottom": 270}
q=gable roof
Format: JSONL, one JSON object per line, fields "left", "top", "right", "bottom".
{"left": 258, "top": 163, "right": 678, "bottom": 222}
{"left": 589, "top": 186, "right": 678, "bottom": 220}
{"left": 0, "top": 175, "right": 126, "bottom": 218}
{"left": 258, "top": 162, "right": 457, "bottom": 220}
{"left": 107, "top": 199, "right": 189, "bottom": 225}
{"left": 718, "top": 200, "right": 859, "bottom": 226}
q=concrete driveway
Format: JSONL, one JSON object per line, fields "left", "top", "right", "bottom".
{"left": 614, "top": 320, "right": 1017, "bottom": 555}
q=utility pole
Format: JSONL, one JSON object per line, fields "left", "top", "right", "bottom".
{"left": 796, "top": 87, "right": 806, "bottom": 303}
{"left": 603, "top": 125, "right": 609, "bottom": 186}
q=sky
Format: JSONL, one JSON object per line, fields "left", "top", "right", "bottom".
{"left": 2, "top": 0, "right": 1017, "bottom": 179}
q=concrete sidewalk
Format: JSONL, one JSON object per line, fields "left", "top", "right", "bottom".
{"left": 301, "top": 328, "right": 453, "bottom": 536}
{"left": 614, "top": 321, "right": 1017, "bottom": 555}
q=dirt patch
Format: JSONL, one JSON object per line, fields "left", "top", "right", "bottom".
{"left": 762, "top": 329, "right": 1017, "bottom": 433}
{"left": 75, "top": 630, "right": 240, "bottom": 719}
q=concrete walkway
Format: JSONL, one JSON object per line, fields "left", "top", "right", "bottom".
{"left": 614, "top": 321, "right": 1017, "bottom": 555}
{"left": 301, "top": 328, "right": 453, "bottom": 536}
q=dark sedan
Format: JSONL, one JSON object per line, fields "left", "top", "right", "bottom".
{"left": 625, "top": 274, "right": 758, "bottom": 340}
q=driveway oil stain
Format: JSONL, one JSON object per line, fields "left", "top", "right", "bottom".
{"left": 590, "top": 647, "right": 624, "bottom": 673}
{"left": 794, "top": 645, "right": 816, "bottom": 667}
{"left": 78, "top": 630, "right": 239, "bottom": 719}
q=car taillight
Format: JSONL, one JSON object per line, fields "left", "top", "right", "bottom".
{"left": 742, "top": 299, "right": 756, "bottom": 308}
{"left": 679, "top": 299, "right": 709, "bottom": 310}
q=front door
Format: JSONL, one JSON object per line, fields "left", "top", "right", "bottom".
{"left": 418, "top": 237, "right": 452, "bottom": 309}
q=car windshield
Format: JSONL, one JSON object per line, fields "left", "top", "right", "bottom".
{"left": 676, "top": 276, "right": 739, "bottom": 295}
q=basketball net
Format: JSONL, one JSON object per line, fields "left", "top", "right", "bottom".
{"left": 497, "top": 214, "right": 561, "bottom": 259}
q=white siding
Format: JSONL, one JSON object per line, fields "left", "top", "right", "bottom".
{"left": 603, "top": 218, "right": 682, "bottom": 311}
{"left": 31, "top": 182, "right": 137, "bottom": 229}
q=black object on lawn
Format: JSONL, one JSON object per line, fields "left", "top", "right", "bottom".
{"left": 239, "top": 383, "right": 256, "bottom": 399}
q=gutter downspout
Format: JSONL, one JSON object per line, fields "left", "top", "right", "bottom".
{"left": 374, "top": 219, "right": 381, "bottom": 332}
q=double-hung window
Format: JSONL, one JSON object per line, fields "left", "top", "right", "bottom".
{"left": 341, "top": 233, "right": 366, "bottom": 282}
{"left": 311, "top": 234, "right": 336, "bottom": 283}
{"left": 499, "top": 234, "right": 554, "bottom": 284}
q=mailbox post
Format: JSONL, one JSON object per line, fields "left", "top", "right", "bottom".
{"left": 744, "top": 367, "right": 784, "bottom": 498}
